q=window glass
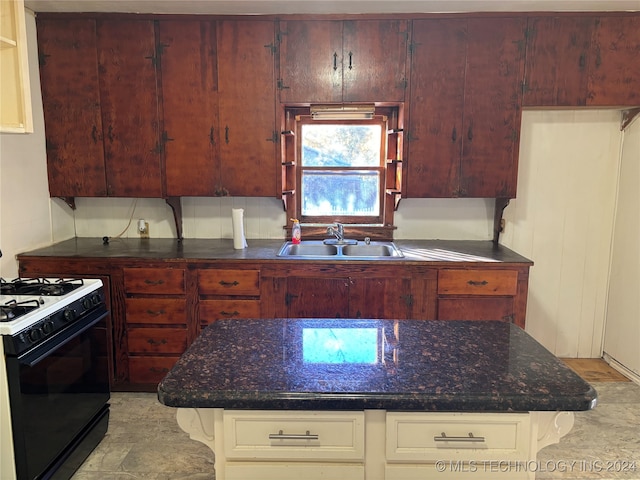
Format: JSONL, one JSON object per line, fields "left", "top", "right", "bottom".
{"left": 300, "top": 123, "right": 383, "bottom": 218}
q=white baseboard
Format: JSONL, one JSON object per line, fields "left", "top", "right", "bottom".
{"left": 603, "top": 353, "right": 640, "bottom": 386}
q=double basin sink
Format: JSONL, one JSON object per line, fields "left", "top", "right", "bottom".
{"left": 277, "top": 240, "right": 403, "bottom": 260}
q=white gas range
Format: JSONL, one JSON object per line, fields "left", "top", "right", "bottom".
{"left": 1, "top": 277, "right": 110, "bottom": 480}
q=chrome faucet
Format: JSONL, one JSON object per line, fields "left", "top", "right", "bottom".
{"left": 327, "top": 223, "right": 345, "bottom": 242}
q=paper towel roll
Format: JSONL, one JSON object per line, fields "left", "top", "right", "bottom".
{"left": 232, "top": 208, "right": 248, "bottom": 249}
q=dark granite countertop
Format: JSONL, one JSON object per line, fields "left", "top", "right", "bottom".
{"left": 17, "top": 237, "right": 533, "bottom": 265}
{"left": 157, "top": 318, "right": 596, "bottom": 412}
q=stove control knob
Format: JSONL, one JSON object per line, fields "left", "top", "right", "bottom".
{"left": 92, "top": 294, "right": 101, "bottom": 305}
{"left": 83, "top": 297, "right": 93, "bottom": 310}
{"left": 63, "top": 308, "right": 76, "bottom": 322}
{"left": 42, "top": 320, "right": 55, "bottom": 335}
{"left": 29, "top": 328, "right": 43, "bottom": 342}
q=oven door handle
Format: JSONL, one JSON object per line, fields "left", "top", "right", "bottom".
{"left": 19, "top": 308, "right": 108, "bottom": 367}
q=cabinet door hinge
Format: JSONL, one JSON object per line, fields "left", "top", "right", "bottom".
{"left": 401, "top": 294, "right": 413, "bottom": 308}
{"left": 38, "top": 52, "right": 51, "bottom": 67}
{"left": 152, "top": 141, "right": 164, "bottom": 154}
{"left": 162, "top": 130, "right": 174, "bottom": 145}
{"left": 285, "top": 292, "right": 299, "bottom": 306}
{"left": 521, "top": 81, "right": 530, "bottom": 94}
{"left": 267, "top": 131, "right": 279, "bottom": 143}
{"left": 277, "top": 79, "right": 290, "bottom": 91}
{"left": 264, "top": 43, "right": 277, "bottom": 54}
{"left": 408, "top": 42, "right": 421, "bottom": 55}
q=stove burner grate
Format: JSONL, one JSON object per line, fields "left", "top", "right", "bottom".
{"left": 0, "top": 278, "right": 85, "bottom": 296}
{"left": 0, "top": 299, "right": 42, "bottom": 322}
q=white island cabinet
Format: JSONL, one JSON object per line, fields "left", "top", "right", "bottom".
{"left": 157, "top": 319, "right": 597, "bottom": 480}
{"left": 176, "top": 408, "right": 574, "bottom": 480}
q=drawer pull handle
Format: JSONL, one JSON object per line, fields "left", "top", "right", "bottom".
{"left": 219, "top": 280, "right": 239, "bottom": 287}
{"left": 269, "top": 430, "right": 319, "bottom": 441}
{"left": 467, "top": 280, "right": 488, "bottom": 286}
{"left": 144, "top": 279, "right": 165, "bottom": 285}
{"left": 147, "top": 338, "right": 168, "bottom": 346}
{"left": 434, "top": 432, "right": 485, "bottom": 443}
{"left": 220, "top": 310, "right": 240, "bottom": 317}
{"left": 146, "top": 309, "right": 166, "bottom": 316}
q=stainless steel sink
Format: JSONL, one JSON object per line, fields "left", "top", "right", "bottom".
{"left": 277, "top": 240, "right": 403, "bottom": 259}
{"left": 278, "top": 243, "right": 338, "bottom": 256}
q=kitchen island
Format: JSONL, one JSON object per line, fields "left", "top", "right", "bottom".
{"left": 158, "top": 318, "right": 596, "bottom": 480}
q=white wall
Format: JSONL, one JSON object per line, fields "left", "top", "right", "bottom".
{"left": 603, "top": 116, "right": 640, "bottom": 378}
{"left": 0, "top": 10, "right": 64, "bottom": 279}
{"left": 501, "top": 109, "right": 623, "bottom": 357}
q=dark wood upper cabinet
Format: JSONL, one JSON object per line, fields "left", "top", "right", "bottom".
{"left": 217, "top": 19, "right": 278, "bottom": 197}
{"left": 523, "top": 16, "right": 595, "bottom": 106}
{"left": 278, "top": 19, "right": 408, "bottom": 104}
{"left": 159, "top": 20, "right": 220, "bottom": 197}
{"left": 407, "top": 17, "right": 525, "bottom": 198}
{"left": 406, "top": 18, "right": 466, "bottom": 198}
{"left": 588, "top": 15, "right": 640, "bottom": 107}
{"left": 96, "top": 20, "right": 163, "bottom": 197}
{"left": 461, "top": 17, "right": 526, "bottom": 198}
{"left": 37, "top": 18, "right": 107, "bottom": 197}
{"left": 524, "top": 14, "right": 640, "bottom": 107}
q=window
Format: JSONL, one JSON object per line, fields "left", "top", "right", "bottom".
{"left": 300, "top": 120, "right": 385, "bottom": 224}
{"left": 281, "top": 105, "right": 403, "bottom": 240}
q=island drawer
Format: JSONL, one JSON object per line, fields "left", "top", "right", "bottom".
{"left": 199, "top": 269, "right": 260, "bottom": 296}
{"left": 386, "top": 412, "right": 531, "bottom": 462}
{"left": 199, "top": 299, "right": 261, "bottom": 324}
{"left": 438, "top": 269, "right": 518, "bottom": 296}
{"left": 124, "top": 267, "right": 186, "bottom": 294}
{"left": 223, "top": 410, "right": 365, "bottom": 461}
{"left": 125, "top": 298, "right": 187, "bottom": 325}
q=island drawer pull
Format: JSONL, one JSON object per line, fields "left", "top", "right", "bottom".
{"left": 269, "top": 430, "right": 319, "bottom": 441}
{"left": 434, "top": 432, "right": 485, "bottom": 443}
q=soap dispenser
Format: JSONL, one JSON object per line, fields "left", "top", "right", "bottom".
{"left": 291, "top": 218, "right": 301, "bottom": 244}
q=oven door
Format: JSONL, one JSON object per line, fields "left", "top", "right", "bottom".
{"left": 5, "top": 307, "right": 110, "bottom": 480}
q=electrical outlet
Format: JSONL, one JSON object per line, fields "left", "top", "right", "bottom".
{"left": 139, "top": 222, "right": 149, "bottom": 239}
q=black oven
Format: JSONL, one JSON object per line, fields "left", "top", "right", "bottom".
{"left": 3, "top": 286, "right": 110, "bottom": 480}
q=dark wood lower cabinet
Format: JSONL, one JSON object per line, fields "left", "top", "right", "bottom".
{"left": 17, "top": 256, "right": 529, "bottom": 391}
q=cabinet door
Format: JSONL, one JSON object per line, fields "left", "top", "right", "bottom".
{"left": 342, "top": 20, "right": 408, "bottom": 102}
{"left": 37, "top": 18, "right": 107, "bottom": 197}
{"left": 217, "top": 20, "right": 278, "bottom": 196}
{"left": 523, "top": 16, "right": 595, "bottom": 106}
{"left": 278, "top": 20, "right": 343, "bottom": 103}
{"left": 461, "top": 17, "right": 525, "bottom": 198}
{"left": 96, "top": 20, "right": 162, "bottom": 197}
{"left": 349, "top": 277, "right": 413, "bottom": 319}
{"left": 286, "top": 277, "right": 349, "bottom": 318}
{"left": 406, "top": 19, "right": 466, "bottom": 197}
{"left": 588, "top": 15, "right": 640, "bottom": 107}
{"left": 159, "top": 20, "right": 220, "bottom": 196}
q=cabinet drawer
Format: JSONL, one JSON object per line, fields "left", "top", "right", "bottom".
{"left": 127, "top": 327, "right": 187, "bottom": 354}
{"left": 223, "top": 410, "right": 365, "bottom": 461}
{"left": 386, "top": 412, "right": 531, "bottom": 462}
{"left": 128, "top": 356, "right": 179, "bottom": 384}
{"left": 199, "top": 269, "right": 260, "bottom": 296}
{"left": 200, "top": 299, "right": 260, "bottom": 324}
{"left": 125, "top": 298, "right": 187, "bottom": 325}
{"left": 438, "top": 297, "right": 514, "bottom": 322}
{"left": 124, "top": 268, "right": 185, "bottom": 294}
{"left": 438, "top": 269, "right": 518, "bottom": 296}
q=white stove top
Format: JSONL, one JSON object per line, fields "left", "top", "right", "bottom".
{"left": 0, "top": 279, "right": 103, "bottom": 336}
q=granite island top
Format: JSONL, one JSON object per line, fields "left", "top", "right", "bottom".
{"left": 17, "top": 237, "right": 533, "bottom": 264}
{"left": 157, "top": 318, "right": 596, "bottom": 412}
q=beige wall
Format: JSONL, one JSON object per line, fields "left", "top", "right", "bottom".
{"left": 604, "top": 116, "right": 640, "bottom": 378}
{"left": 501, "top": 109, "right": 623, "bottom": 357}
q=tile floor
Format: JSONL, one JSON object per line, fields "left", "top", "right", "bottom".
{"left": 71, "top": 360, "right": 640, "bottom": 480}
